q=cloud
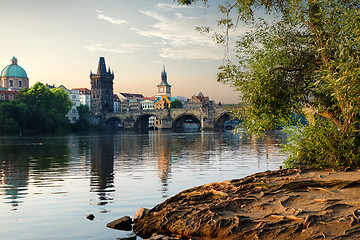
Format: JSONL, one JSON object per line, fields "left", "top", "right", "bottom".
{"left": 85, "top": 43, "right": 145, "bottom": 53}
{"left": 132, "top": 5, "right": 248, "bottom": 61}
{"left": 157, "top": 3, "right": 191, "bottom": 10}
{"left": 132, "top": 10, "right": 225, "bottom": 60}
{"left": 160, "top": 45, "right": 224, "bottom": 60}
{"left": 96, "top": 10, "right": 128, "bottom": 25}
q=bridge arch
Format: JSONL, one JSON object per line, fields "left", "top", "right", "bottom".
{"left": 214, "top": 112, "right": 231, "bottom": 129}
{"left": 134, "top": 113, "right": 159, "bottom": 130}
{"left": 105, "top": 116, "right": 123, "bottom": 128}
{"left": 172, "top": 114, "right": 201, "bottom": 129}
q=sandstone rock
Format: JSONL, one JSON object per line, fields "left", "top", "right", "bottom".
{"left": 145, "top": 234, "right": 173, "bottom": 240}
{"left": 86, "top": 214, "right": 95, "bottom": 220}
{"left": 133, "top": 168, "right": 360, "bottom": 240}
{"left": 134, "top": 207, "right": 150, "bottom": 222}
{"left": 117, "top": 235, "right": 137, "bottom": 240}
{"left": 106, "top": 216, "right": 133, "bottom": 231}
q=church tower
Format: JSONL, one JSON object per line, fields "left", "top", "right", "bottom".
{"left": 156, "top": 65, "right": 171, "bottom": 97}
{"left": 90, "top": 57, "right": 114, "bottom": 115}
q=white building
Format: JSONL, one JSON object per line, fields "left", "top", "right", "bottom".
{"left": 140, "top": 98, "right": 156, "bottom": 128}
{"left": 141, "top": 98, "right": 155, "bottom": 110}
{"left": 72, "top": 88, "right": 91, "bottom": 108}
{"left": 113, "top": 94, "right": 121, "bottom": 113}
{"left": 59, "top": 85, "right": 80, "bottom": 123}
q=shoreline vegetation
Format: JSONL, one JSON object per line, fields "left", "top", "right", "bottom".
{"left": 130, "top": 168, "right": 360, "bottom": 240}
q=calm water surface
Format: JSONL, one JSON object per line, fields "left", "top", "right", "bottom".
{"left": 0, "top": 130, "right": 287, "bottom": 240}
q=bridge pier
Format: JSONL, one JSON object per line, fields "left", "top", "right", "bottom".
{"left": 158, "top": 117, "right": 173, "bottom": 129}
{"left": 200, "top": 107, "right": 215, "bottom": 129}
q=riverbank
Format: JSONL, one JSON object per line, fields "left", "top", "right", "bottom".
{"left": 133, "top": 168, "right": 360, "bottom": 239}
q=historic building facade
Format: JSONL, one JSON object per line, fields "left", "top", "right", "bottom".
{"left": 72, "top": 88, "right": 91, "bottom": 108}
{"left": 0, "top": 88, "right": 18, "bottom": 101}
{"left": 90, "top": 57, "right": 114, "bottom": 115}
{"left": 187, "top": 92, "right": 213, "bottom": 108}
{"left": 58, "top": 85, "right": 80, "bottom": 123}
{"left": 0, "top": 57, "right": 29, "bottom": 91}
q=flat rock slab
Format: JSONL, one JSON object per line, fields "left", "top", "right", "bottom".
{"left": 107, "top": 216, "right": 133, "bottom": 231}
{"left": 133, "top": 168, "right": 360, "bottom": 239}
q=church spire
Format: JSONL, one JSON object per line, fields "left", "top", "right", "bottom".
{"left": 162, "top": 65, "right": 167, "bottom": 81}
{"left": 158, "top": 65, "right": 170, "bottom": 87}
{"left": 156, "top": 64, "right": 171, "bottom": 97}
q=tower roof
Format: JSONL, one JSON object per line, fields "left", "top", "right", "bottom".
{"left": 1, "top": 57, "right": 28, "bottom": 78}
{"left": 92, "top": 56, "right": 113, "bottom": 76}
{"left": 157, "top": 65, "right": 171, "bottom": 87}
{"left": 97, "top": 57, "right": 107, "bottom": 75}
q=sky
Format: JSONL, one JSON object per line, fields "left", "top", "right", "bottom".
{"left": 0, "top": 0, "right": 248, "bottom": 104}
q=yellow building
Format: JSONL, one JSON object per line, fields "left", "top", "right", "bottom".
{"left": 154, "top": 95, "right": 172, "bottom": 127}
{"left": 154, "top": 95, "right": 171, "bottom": 109}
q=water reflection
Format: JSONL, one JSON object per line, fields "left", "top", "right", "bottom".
{"left": 0, "top": 130, "right": 287, "bottom": 212}
{"left": 0, "top": 137, "right": 71, "bottom": 210}
{"left": 154, "top": 132, "right": 172, "bottom": 197}
{"left": 90, "top": 135, "right": 115, "bottom": 208}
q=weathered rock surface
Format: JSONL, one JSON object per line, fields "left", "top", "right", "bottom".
{"left": 134, "top": 207, "right": 150, "bottom": 223}
{"left": 133, "top": 168, "right": 360, "bottom": 239}
{"left": 106, "top": 216, "right": 133, "bottom": 231}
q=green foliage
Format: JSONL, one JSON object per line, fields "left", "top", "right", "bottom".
{"left": 179, "top": 0, "right": 360, "bottom": 169}
{"left": 0, "top": 101, "right": 27, "bottom": 133}
{"left": 218, "top": 19, "right": 314, "bottom": 134}
{"left": 0, "top": 82, "right": 72, "bottom": 133}
{"left": 71, "top": 104, "right": 91, "bottom": 132}
{"left": 16, "top": 82, "right": 72, "bottom": 132}
{"left": 284, "top": 118, "right": 360, "bottom": 170}
{"left": 170, "top": 99, "right": 183, "bottom": 108}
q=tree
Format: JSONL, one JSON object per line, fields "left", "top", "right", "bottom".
{"left": 72, "top": 104, "right": 91, "bottom": 132}
{"left": 0, "top": 101, "right": 22, "bottom": 133}
{"left": 170, "top": 99, "right": 183, "bottom": 108}
{"left": 178, "top": 0, "right": 360, "bottom": 169}
{"left": 16, "top": 82, "right": 72, "bottom": 132}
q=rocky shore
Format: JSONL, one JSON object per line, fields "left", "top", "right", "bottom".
{"left": 132, "top": 168, "right": 360, "bottom": 239}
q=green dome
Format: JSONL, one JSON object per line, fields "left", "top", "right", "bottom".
{"left": 1, "top": 57, "right": 28, "bottom": 78}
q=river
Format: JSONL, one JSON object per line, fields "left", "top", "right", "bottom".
{"left": 0, "top": 130, "right": 287, "bottom": 240}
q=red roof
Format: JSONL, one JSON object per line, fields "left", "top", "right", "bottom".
{"left": 142, "top": 97, "right": 157, "bottom": 101}
{"left": 72, "top": 88, "right": 91, "bottom": 94}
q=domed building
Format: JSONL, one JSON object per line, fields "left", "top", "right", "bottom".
{"left": 0, "top": 57, "right": 29, "bottom": 90}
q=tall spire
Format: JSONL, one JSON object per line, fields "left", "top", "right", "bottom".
{"left": 161, "top": 65, "right": 167, "bottom": 82}
{"left": 97, "top": 57, "right": 107, "bottom": 75}
{"left": 158, "top": 65, "right": 170, "bottom": 87}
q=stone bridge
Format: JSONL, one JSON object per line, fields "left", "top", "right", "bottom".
{"left": 105, "top": 106, "right": 231, "bottom": 130}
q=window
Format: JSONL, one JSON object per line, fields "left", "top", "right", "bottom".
{"left": 19, "top": 81, "right": 22, "bottom": 88}
{"left": 1, "top": 94, "right": 5, "bottom": 100}
{"left": 9, "top": 80, "right": 13, "bottom": 87}
{"left": 72, "top": 95, "right": 76, "bottom": 99}
{"left": 72, "top": 109, "right": 76, "bottom": 113}
{"left": 9, "top": 95, "right": 14, "bottom": 100}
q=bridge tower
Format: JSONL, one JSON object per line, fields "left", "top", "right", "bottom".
{"left": 156, "top": 65, "right": 171, "bottom": 97}
{"left": 90, "top": 57, "right": 114, "bottom": 115}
